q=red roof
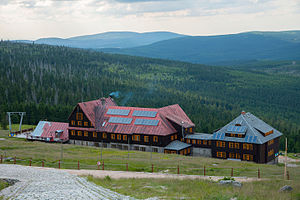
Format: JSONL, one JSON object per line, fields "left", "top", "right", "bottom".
{"left": 69, "top": 97, "right": 117, "bottom": 126}
{"left": 32, "top": 121, "right": 69, "bottom": 141}
{"left": 71, "top": 97, "right": 194, "bottom": 136}
{"left": 97, "top": 104, "right": 194, "bottom": 136}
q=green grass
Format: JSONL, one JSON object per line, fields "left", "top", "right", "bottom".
{"left": 1, "top": 128, "right": 300, "bottom": 199}
{"left": 87, "top": 176, "right": 300, "bottom": 200}
{"left": 1, "top": 129, "right": 299, "bottom": 180}
{"left": 0, "top": 179, "right": 9, "bottom": 191}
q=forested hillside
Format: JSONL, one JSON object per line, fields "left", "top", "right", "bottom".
{"left": 0, "top": 41, "right": 299, "bottom": 151}
{"left": 102, "top": 31, "right": 300, "bottom": 65}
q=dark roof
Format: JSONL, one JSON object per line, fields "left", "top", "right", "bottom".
{"left": 164, "top": 140, "right": 191, "bottom": 151}
{"left": 185, "top": 133, "right": 212, "bottom": 140}
{"left": 213, "top": 112, "right": 283, "bottom": 144}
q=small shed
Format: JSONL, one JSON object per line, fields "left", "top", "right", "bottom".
{"left": 30, "top": 121, "right": 69, "bottom": 142}
{"left": 164, "top": 140, "right": 192, "bottom": 155}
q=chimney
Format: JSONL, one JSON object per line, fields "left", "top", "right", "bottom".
{"left": 100, "top": 98, "right": 106, "bottom": 106}
{"left": 241, "top": 111, "right": 246, "bottom": 115}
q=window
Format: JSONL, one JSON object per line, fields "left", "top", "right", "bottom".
{"left": 117, "top": 134, "right": 121, "bottom": 140}
{"left": 71, "top": 130, "right": 75, "bottom": 136}
{"left": 238, "top": 134, "right": 243, "bottom": 138}
{"left": 229, "top": 142, "right": 234, "bottom": 148}
{"left": 71, "top": 120, "right": 75, "bottom": 126}
{"left": 189, "top": 128, "right": 193, "bottom": 133}
{"left": 76, "top": 113, "right": 83, "bottom": 120}
{"left": 265, "top": 130, "right": 274, "bottom": 136}
{"left": 229, "top": 152, "right": 235, "bottom": 158}
{"left": 171, "top": 135, "right": 174, "bottom": 141}
{"left": 203, "top": 140, "right": 207, "bottom": 145}
{"left": 192, "top": 140, "right": 196, "bottom": 144}
{"left": 174, "top": 134, "right": 177, "bottom": 140}
{"left": 184, "top": 149, "right": 187, "bottom": 154}
{"left": 235, "top": 143, "right": 239, "bottom": 149}
{"left": 268, "top": 139, "right": 274, "bottom": 145}
{"left": 132, "top": 135, "right": 140, "bottom": 141}
{"left": 208, "top": 141, "right": 211, "bottom": 145}
{"left": 93, "top": 132, "right": 97, "bottom": 138}
{"left": 186, "top": 139, "right": 190, "bottom": 143}
{"left": 197, "top": 140, "right": 201, "bottom": 145}
{"left": 216, "top": 141, "right": 225, "bottom": 147}
{"left": 78, "top": 131, "right": 82, "bottom": 136}
{"left": 243, "top": 154, "right": 253, "bottom": 161}
{"left": 187, "top": 148, "right": 191, "bottom": 153}
{"left": 77, "top": 121, "right": 82, "bottom": 126}
{"left": 153, "top": 148, "right": 158, "bottom": 152}
{"left": 217, "top": 152, "right": 226, "bottom": 158}
{"left": 268, "top": 149, "right": 274, "bottom": 157}
{"left": 123, "top": 135, "right": 127, "bottom": 141}
{"left": 153, "top": 136, "right": 158, "bottom": 142}
{"left": 236, "top": 153, "right": 241, "bottom": 159}
{"left": 144, "top": 136, "right": 149, "bottom": 142}
{"left": 111, "top": 134, "right": 115, "bottom": 140}
{"left": 243, "top": 144, "right": 253, "bottom": 150}
{"left": 103, "top": 133, "right": 107, "bottom": 139}
{"left": 84, "top": 131, "right": 88, "bottom": 137}
{"left": 84, "top": 122, "right": 89, "bottom": 126}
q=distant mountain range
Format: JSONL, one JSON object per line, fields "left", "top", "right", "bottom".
{"left": 16, "top": 30, "right": 300, "bottom": 65}
{"left": 17, "top": 31, "right": 185, "bottom": 49}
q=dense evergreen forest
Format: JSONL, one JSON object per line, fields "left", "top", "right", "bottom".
{"left": 0, "top": 41, "right": 299, "bottom": 152}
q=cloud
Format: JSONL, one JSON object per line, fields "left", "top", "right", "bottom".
{"left": 0, "top": 0, "right": 299, "bottom": 40}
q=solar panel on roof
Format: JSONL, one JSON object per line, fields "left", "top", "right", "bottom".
{"left": 248, "top": 136, "right": 253, "bottom": 143}
{"left": 212, "top": 133, "right": 216, "bottom": 139}
{"left": 244, "top": 135, "right": 249, "bottom": 142}
{"left": 107, "top": 109, "right": 130, "bottom": 116}
{"left": 134, "top": 118, "right": 159, "bottom": 126}
{"left": 108, "top": 117, "right": 132, "bottom": 124}
{"left": 132, "top": 110, "right": 157, "bottom": 118}
{"left": 220, "top": 133, "right": 225, "bottom": 139}
{"left": 227, "top": 126, "right": 234, "bottom": 132}
{"left": 252, "top": 136, "right": 257, "bottom": 143}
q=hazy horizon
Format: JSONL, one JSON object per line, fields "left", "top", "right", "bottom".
{"left": 1, "top": 0, "right": 300, "bottom": 40}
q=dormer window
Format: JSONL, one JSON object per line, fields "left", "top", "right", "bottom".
{"left": 254, "top": 125, "right": 273, "bottom": 137}
{"left": 225, "top": 125, "right": 247, "bottom": 138}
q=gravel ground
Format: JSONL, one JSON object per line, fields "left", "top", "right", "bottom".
{"left": 0, "top": 164, "right": 135, "bottom": 200}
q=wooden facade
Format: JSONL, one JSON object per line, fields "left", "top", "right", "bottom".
{"left": 68, "top": 99, "right": 281, "bottom": 164}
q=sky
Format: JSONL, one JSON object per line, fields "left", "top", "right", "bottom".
{"left": 0, "top": 0, "right": 300, "bottom": 40}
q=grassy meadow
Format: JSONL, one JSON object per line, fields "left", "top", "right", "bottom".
{"left": 0, "top": 127, "right": 299, "bottom": 199}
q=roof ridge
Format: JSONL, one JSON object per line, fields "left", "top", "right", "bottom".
{"left": 241, "top": 114, "right": 262, "bottom": 143}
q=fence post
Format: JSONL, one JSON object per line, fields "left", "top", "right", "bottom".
{"left": 126, "top": 163, "right": 128, "bottom": 171}
{"left": 59, "top": 160, "right": 61, "bottom": 169}
{"left": 14, "top": 156, "right": 16, "bottom": 164}
{"left": 287, "top": 171, "right": 289, "bottom": 180}
{"left": 231, "top": 168, "right": 233, "bottom": 177}
{"left": 152, "top": 164, "right": 154, "bottom": 173}
{"left": 258, "top": 168, "right": 260, "bottom": 179}
{"left": 29, "top": 159, "right": 31, "bottom": 166}
{"left": 177, "top": 165, "right": 180, "bottom": 174}
{"left": 78, "top": 160, "right": 80, "bottom": 170}
{"left": 204, "top": 166, "right": 206, "bottom": 176}
{"left": 0, "top": 155, "right": 2, "bottom": 164}
{"left": 42, "top": 161, "right": 44, "bottom": 167}
{"left": 102, "top": 161, "right": 104, "bottom": 170}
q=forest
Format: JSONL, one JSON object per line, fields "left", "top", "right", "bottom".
{"left": 0, "top": 41, "right": 299, "bottom": 152}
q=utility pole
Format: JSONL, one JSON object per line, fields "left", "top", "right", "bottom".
{"left": 284, "top": 137, "right": 287, "bottom": 180}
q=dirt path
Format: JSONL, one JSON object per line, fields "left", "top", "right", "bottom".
{"left": 61, "top": 168, "right": 263, "bottom": 183}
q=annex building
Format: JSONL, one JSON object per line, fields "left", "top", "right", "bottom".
{"left": 68, "top": 97, "right": 282, "bottom": 164}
